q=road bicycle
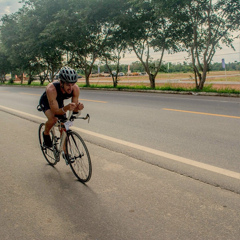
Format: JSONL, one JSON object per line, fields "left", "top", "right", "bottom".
{"left": 38, "top": 109, "right": 92, "bottom": 183}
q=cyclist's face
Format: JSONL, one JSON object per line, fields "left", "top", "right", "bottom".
{"left": 64, "top": 82, "right": 74, "bottom": 93}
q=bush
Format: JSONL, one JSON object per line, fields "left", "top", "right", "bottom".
{"left": 8, "top": 78, "right": 14, "bottom": 84}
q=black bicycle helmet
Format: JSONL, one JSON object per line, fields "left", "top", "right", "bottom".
{"left": 59, "top": 66, "right": 78, "bottom": 83}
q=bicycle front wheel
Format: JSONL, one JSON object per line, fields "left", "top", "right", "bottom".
{"left": 66, "top": 131, "right": 92, "bottom": 182}
{"left": 38, "top": 123, "right": 58, "bottom": 166}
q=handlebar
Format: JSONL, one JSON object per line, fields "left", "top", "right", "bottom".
{"left": 68, "top": 110, "right": 90, "bottom": 123}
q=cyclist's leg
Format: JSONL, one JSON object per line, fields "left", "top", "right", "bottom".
{"left": 41, "top": 109, "right": 58, "bottom": 147}
{"left": 44, "top": 109, "right": 58, "bottom": 135}
{"left": 38, "top": 123, "right": 58, "bottom": 165}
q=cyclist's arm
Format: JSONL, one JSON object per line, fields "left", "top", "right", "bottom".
{"left": 46, "top": 84, "right": 64, "bottom": 115}
{"left": 72, "top": 85, "right": 84, "bottom": 113}
{"left": 46, "top": 84, "right": 76, "bottom": 115}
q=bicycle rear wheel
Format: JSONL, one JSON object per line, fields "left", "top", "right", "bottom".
{"left": 38, "top": 123, "right": 58, "bottom": 166}
{"left": 66, "top": 131, "right": 92, "bottom": 182}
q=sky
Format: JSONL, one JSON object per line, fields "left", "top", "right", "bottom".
{"left": 121, "top": 41, "right": 240, "bottom": 65}
{"left": 0, "top": 0, "right": 239, "bottom": 65}
{"left": 0, "top": 0, "right": 22, "bottom": 19}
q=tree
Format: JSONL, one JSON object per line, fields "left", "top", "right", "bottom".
{"left": 101, "top": 31, "right": 128, "bottom": 87}
{"left": 98, "top": 0, "right": 130, "bottom": 87}
{"left": 103, "top": 52, "right": 121, "bottom": 87}
{"left": 0, "top": 0, "right": 67, "bottom": 85}
{"left": 117, "top": 0, "right": 155, "bottom": 88}
{"left": 118, "top": 0, "right": 184, "bottom": 88}
{"left": 0, "top": 11, "right": 31, "bottom": 83}
{"left": 20, "top": 0, "right": 64, "bottom": 84}
{"left": 0, "top": 44, "right": 12, "bottom": 82}
{"left": 182, "top": 0, "right": 240, "bottom": 89}
{"left": 43, "top": 0, "right": 116, "bottom": 86}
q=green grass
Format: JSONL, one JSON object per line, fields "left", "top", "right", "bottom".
{"left": 1, "top": 80, "right": 48, "bottom": 86}
{"left": 1, "top": 81, "right": 239, "bottom": 94}
{"left": 79, "top": 83, "right": 240, "bottom": 94}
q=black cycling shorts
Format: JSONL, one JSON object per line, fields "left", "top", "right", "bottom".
{"left": 39, "top": 94, "right": 66, "bottom": 119}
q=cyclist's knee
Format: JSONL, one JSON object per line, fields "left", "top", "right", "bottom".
{"left": 52, "top": 117, "right": 58, "bottom": 124}
{"left": 53, "top": 116, "right": 58, "bottom": 122}
{"left": 47, "top": 116, "right": 58, "bottom": 126}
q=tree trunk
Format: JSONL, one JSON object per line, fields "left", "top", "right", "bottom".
{"left": 104, "top": 57, "right": 119, "bottom": 87}
{"left": 50, "top": 70, "right": 55, "bottom": 82}
{"left": 149, "top": 74, "right": 155, "bottom": 89}
{"left": 28, "top": 72, "right": 33, "bottom": 85}
{"left": 193, "top": 65, "right": 207, "bottom": 90}
{"left": 85, "top": 75, "right": 90, "bottom": 87}
{"left": 200, "top": 62, "right": 208, "bottom": 90}
{"left": 194, "top": 70, "right": 206, "bottom": 90}
{"left": 39, "top": 76, "right": 44, "bottom": 85}
{"left": 112, "top": 75, "right": 118, "bottom": 87}
{"left": 0, "top": 74, "right": 6, "bottom": 83}
{"left": 83, "top": 67, "right": 91, "bottom": 87}
{"left": 21, "top": 73, "right": 24, "bottom": 84}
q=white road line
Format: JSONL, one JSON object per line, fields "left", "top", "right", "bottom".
{"left": 0, "top": 105, "right": 46, "bottom": 121}
{"left": 0, "top": 104, "right": 239, "bottom": 180}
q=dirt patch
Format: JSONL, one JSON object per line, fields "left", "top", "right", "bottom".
{"left": 153, "top": 83, "right": 240, "bottom": 90}
{"left": 81, "top": 80, "right": 240, "bottom": 90}
{"left": 81, "top": 71, "right": 240, "bottom": 90}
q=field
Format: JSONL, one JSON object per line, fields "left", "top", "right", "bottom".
{"left": 6, "top": 71, "right": 240, "bottom": 91}
{"left": 79, "top": 71, "right": 240, "bottom": 90}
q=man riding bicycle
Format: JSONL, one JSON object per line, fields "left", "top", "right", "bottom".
{"left": 39, "top": 66, "right": 84, "bottom": 147}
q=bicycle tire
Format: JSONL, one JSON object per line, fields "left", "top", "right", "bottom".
{"left": 38, "top": 123, "right": 58, "bottom": 166}
{"left": 66, "top": 131, "right": 92, "bottom": 182}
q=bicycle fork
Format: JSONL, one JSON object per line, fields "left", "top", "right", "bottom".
{"left": 59, "top": 129, "right": 69, "bottom": 164}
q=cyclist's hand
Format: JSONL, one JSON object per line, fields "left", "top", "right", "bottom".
{"left": 66, "top": 103, "right": 77, "bottom": 111}
{"left": 77, "top": 103, "right": 84, "bottom": 111}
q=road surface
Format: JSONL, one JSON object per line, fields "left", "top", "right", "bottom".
{"left": 0, "top": 85, "right": 240, "bottom": 239}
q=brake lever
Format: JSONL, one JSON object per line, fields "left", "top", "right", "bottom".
{"left": 86, "top": 114, "right": 90, "bottom": 123}
{"left": 78, "top": 114, "right": 90, "bottom": 123}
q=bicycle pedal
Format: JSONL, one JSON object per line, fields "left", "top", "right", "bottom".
{"left": 62, "top": 152, "right": 70, "bottom": 165}
{"left": 69, "top": 158, "right": 75, "bottom": 164}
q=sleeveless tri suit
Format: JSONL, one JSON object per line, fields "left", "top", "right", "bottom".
{"left": 39, "top": 82, "right": 73, "bottom": 116}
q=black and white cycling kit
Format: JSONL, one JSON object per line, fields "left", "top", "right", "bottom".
{"left": 39, "top": 82, "right": 73, "bottom": 114}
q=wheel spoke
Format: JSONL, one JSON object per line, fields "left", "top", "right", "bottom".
{"left": 66, "top": 131, "right": 92, "bottom": 182}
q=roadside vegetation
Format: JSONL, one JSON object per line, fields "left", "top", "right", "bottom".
{"left": 2, "top": 80, "right": 239, "bottom": 95}
{"left": 2, "top": 71, "right": 239, "bottom": 95}
{"left": 0, "top": 0, "right": 239, "bottom": 90}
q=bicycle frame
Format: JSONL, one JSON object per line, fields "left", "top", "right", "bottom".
{"left": 50, "top": 121, "right": 67, "bottom": 154}
{"left": 51, "top": 111, "right": 90, "bottom": 154}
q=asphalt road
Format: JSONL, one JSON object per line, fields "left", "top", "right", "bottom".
{"left": 0, "top": 85, "right": 240, "bottom": 239}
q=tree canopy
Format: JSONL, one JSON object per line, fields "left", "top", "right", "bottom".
{"left": 0, "top": 0, "right": 239, "bottom": 88}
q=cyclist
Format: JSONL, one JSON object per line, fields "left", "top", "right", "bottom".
{"left": 39, "top": 66, "right": 84, "bottom": 147}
